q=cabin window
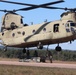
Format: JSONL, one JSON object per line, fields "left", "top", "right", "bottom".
{"left": 53, "top": 24, "right": 59, "bottom": 32}
{"left": 17, "top": 31, "right": 21, "bottom": 34}
{"left": 33, "top": 30, "right": 35, "bottom": 33}
{"left": 22, "top": 31, "right": 25, "bottom": 35}
{"left": 2, "top": 33, "right": 4, "bottom": 36}
{"left": 12, "top": 33, "right": 15, "bottom": 37}
{"left": 43, "top": 28, "right": 46, "bottom": 32}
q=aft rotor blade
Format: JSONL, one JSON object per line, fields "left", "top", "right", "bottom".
{"left": 44, "top": 6, "right": 67, "bottom": 10}
{"left": 43, "top": 6, "right": 76, "bottom": 11}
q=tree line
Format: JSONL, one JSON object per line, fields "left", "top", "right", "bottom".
{"left": 0, "top": 47, "right": 76, "bottom": 61}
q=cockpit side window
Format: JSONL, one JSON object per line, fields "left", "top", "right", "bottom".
{"left": 65, "top": 22, "right": 76, "bottom": 33}
{"left": 53, "top": 24, "right": 59, "bottom": 32}
{"left": 65, "top": 23, "right": 70, "bottom": 32}
{"left": 70, "top": 23, "right": 76, "bottom": 27}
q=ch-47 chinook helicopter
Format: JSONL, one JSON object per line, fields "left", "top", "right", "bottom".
{"left": 0, "top": 0, "right": 76, "bottom": 53}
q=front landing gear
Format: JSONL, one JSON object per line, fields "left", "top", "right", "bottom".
{"left": 55, "top": 44, "right": 62, "bottom": 52}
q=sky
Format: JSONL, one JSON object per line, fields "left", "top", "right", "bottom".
{"left": 0, "top": 0, "right": 76, "bottom": 50}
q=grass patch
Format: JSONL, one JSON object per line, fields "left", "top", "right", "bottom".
{"left": 0, "top": 65, "right": 76, "bottom": 75}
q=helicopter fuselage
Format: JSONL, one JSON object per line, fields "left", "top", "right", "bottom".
{"left": 0, "top": 20, "right": 76, "bottom": 48}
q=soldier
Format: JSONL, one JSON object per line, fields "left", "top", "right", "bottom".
{"left": 47, "top": 50, "right": 53, "bottom": 63}
{"left": 26, "top": 50, "right": 30, "bottom": 59}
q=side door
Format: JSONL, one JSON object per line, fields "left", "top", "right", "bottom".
{"left": 53, "top": 24, "right": 59, "bottom": 33}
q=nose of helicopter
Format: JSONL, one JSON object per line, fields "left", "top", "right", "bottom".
{"left": 71, "top": 27, "right": 76, "bottom": 34}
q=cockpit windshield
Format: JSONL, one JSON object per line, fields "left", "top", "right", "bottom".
{"left": 70, "top": 23, "right": 76, "bottom": 27}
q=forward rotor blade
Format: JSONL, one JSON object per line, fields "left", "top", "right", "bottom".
{"left": 16, "top": 1, "right": 64, "bottom": 11}
{"left": 0, "top": 0, "right": 65, "bottom": 12}
{"left": 0, "top": 9, "right": 7, "bottom": 12}
{"left": 17, "top": 6, "right": 76, "bottom": 12}
{"left": 0, "top": 0, "right": 3, "bottom": 1}
{"left": 0, "top": 0, "right": 64, "bottom": 6}
{"left": 0, "top": 9, "right": 16, "bottom": 13}
{"left": 0, "top": 0, "right": 36, "bottom": 6}
{"left": 16, "top": 6, "right": 65, "bottom": 11}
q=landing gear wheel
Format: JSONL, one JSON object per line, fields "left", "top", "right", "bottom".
{"left": 55, "top": 46, "right": 62, "bottom": 52}
{"left": 23, "top": 48, "right": 26, "bottom": 53}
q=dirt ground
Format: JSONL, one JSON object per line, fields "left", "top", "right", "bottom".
{"left": 0, "top": 60, "right": 76, "bottom": 69}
